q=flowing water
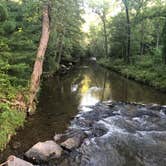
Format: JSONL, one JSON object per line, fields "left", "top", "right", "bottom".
{"left": 0, "top": 61, "right": 166, "bottom": 162}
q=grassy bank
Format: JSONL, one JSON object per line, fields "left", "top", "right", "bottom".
{"left": 0, "top": 51, "right": 30, "bottom": 151}
{"left": 0, "top": 103, "right": 26, "bottom": 151}
{"left": 0, "top": 74, "right": 27, "bottom": 151}
{"left": 98, "top": 57, "right": 166, "bottom": 92}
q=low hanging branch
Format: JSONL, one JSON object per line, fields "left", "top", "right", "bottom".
{"left": 28, "top": 3, "right": 50, "bottom": 112}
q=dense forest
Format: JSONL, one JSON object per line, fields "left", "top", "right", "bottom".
{"left": 0, "top": 0, "right": 166, "bottom": 158}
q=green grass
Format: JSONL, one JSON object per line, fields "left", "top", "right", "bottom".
{"left": 0, "top": 103, "right": 26, "bottom": 151}
{"left": 98, "top": 57, "right": 166, "bottom": 92}
{"left": 0, "top": 51, "right": 31, "bottom": 151}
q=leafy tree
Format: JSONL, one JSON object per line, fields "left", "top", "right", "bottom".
{"left": 0, "top": 4, "right": 7, "bottom": 22}
{"left": 88, "top": 0, "right": 110, "bottom": 58}
{"left": 162, "top": 20, "right": 166, "bottom": 64}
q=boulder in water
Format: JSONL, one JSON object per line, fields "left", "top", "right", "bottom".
{"left": 61, "top": 137, "right": 81, "bottom": 150}
{"left": 25, "top": 140, "right": 62, "bottom": 161}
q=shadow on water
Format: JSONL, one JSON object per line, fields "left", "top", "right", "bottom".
{"left": 0, "top": 61, "right": 166, "bottom": 161}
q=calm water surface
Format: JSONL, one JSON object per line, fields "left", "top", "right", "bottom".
{"left": 0, "top": 61, "right": 166, "bottom": 161}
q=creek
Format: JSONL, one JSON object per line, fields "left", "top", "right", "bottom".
{"left": 0, "top": 61, "right": 166, "bottom": 162}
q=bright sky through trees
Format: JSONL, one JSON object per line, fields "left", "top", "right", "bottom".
{"left": 81, "top": 0, "right": 121, "bottom": 33}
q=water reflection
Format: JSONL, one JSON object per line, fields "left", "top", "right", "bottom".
{"left": 79, "top": 75, "right": 100, "bottom": 107}
{"left": 73, "top": 71, "right": 112, "bottom": 111}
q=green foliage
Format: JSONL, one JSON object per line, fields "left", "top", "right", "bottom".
{"left": 0, "top": 0, "right": 41, "bottom": 150}
{"left": 0, "top": 4, "right": 8, "bottom": 22}
{"left": 3, "top": 21, "right": 16, "bottom": 34}
{"left": 88, "top": 0, "right": 166, "bottom": 90}
{"left": 0, "top": 0, "right": 85, "bottom": 151}
{"left": 162, "top": 20, "right": 166, "bottom": 63}
{"left": 47, "top": 0, "right": 85, "bottom": 74}
{"left": 0, "top": 103, "right": 25, "bottom": 151}
{"left": 99, "top": 57, "right": 166, "bottom": 91}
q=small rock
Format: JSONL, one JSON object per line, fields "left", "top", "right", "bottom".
{"left": 54, "top": 134, "right": 63, "bottom": 142}
{"left": 69, "top": 62, "right": 73, "bottom": 66}
{"left": 61, "top": 64, "right": 67, "bottom": 68}
{"left": 7, "top": 155, "right": 33, "bottom": 166}
{"left": 61, "top": 135, "right": 84, "bottom": 150}
{"left": 25, "top": 140, "right": 63, "bottom": 161}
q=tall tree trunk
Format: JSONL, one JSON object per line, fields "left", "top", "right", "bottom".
{"left": 123, "top": 0, "right": 131, "bottom": 63}
{"left": 156, "top": 22, "right": 160, "bottom": 49}
{"left": 57, "top": 32, "right": 65, "bottom": 68}
{"left": 28, "top": 3, "right": 50, "bottom": 112}
{"left": 140, "top": 21, "right": 144, "bottom": 56}
{"left": 162, "top": 20, "right": 166, "bottom": 64}
{"left": 102, "top": 16, "right": 108, "bottom": 58}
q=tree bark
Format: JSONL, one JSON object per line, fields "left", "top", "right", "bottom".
{"left": 28, "top": 3, "right": 50, "bottom": 112}
{"left": 102, "top": 15, "right": 108, "bottom": 58}
{"left": 156, "top": 22, "right": 160, "bottom": 49}
{"left": 123, "top": 0, "right": 131, "bottom": 63}
{"left": 140, "top": 21, "right": 145, "bottom": 56}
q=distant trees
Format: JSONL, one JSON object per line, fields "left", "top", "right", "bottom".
{"left": 46, "top": 0, "right": 84, "bottom": 74}
{"left": 122, "top": 0, "right": 131, "bottom": 63}
{"left": 0, "top": 4, "right": 7, "bottom": 22}
{"left": 162, "top": 20, "right": 166, "bottom": 64}
{"left": 88, "top": 0, "right": 166, "bottom": 65}
{"left": 88, "top": 0, "right": 110, "bottom": 58}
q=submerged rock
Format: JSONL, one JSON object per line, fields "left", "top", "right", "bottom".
{"left": 25, "top": 140, "right": 62, "bottom": 162}
{"left": 54, "top": 134, "right": 63, "bottom": 142}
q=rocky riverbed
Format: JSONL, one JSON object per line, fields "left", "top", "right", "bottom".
{"left": 2, "top": 101, "right": 166, "bottom": 166}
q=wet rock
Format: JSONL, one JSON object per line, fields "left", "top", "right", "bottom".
{"left": 25, "top": 140, "right": 63, "bottom": 161}
{"left": 69, "top": 62, "right": 73, "bottom": 66}
{"left": 54, "top": 134, "right": 63, "bottom": 142}
{"left": 7, "top": 155, "right": 33, "bottom": 166}
{"left": 61, "top": 137, "right": 80, "bottom": 150}
{"left": 61, "top": 131, "right": 86, "bottom": 150}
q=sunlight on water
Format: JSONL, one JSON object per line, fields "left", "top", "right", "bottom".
{"left": 80, "top": 87, "right": 101, "bottom": 106}
{"left": 77, "top": 74, "right": 111, "bottom": 112}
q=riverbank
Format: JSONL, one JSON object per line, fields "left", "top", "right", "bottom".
{"left": 0, "top": 60, "right": 76, "bottom": 152}
{"left": 3, "top": 101, "right": 166, "bottom": 166}
{"left": 0, "top": 104, "right": 26, "bottom": 151}
{"left": 0, "top": 80, "right": 28, "bottom": 151}
{"left": 98, "top": 58, "right": 166, "bottom": 92}
{"left": 0, "top": 69, "right": 28, "bottom": 151}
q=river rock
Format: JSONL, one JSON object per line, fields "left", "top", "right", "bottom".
{"left": 61, "top": 137, "right": 81, "bottom": 150}
{"left": 54, "top": 134, "right": 63, "bottom": 142}
{"left": 7, "top": 155, "right": 33, "bottom": 166}
{"left": 25, "top": 140, "right": 62, "bottom": 161}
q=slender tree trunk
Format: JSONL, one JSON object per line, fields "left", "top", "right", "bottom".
{"left": 140, "top": 21, "right": 144, "bottom": 56}
{"left": 123, "top": 0, "right": 131, "bottom": 63}
{"left": 162, "top": 20, "right": 166, "bottom": 64}
{"left": 101, "top": 71, "right": 107, "bottom": 101}
{"left": 156, "top": 23, "right": 160, "bottom": 49}
{"left": 102, "top": 16, "right": 108, "bottom": 58}
{"left": 28, "top": 4, "right": 50, "bottom": 112}
{"left": 57, "top": 32, "right": 65, "bottom": 67}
